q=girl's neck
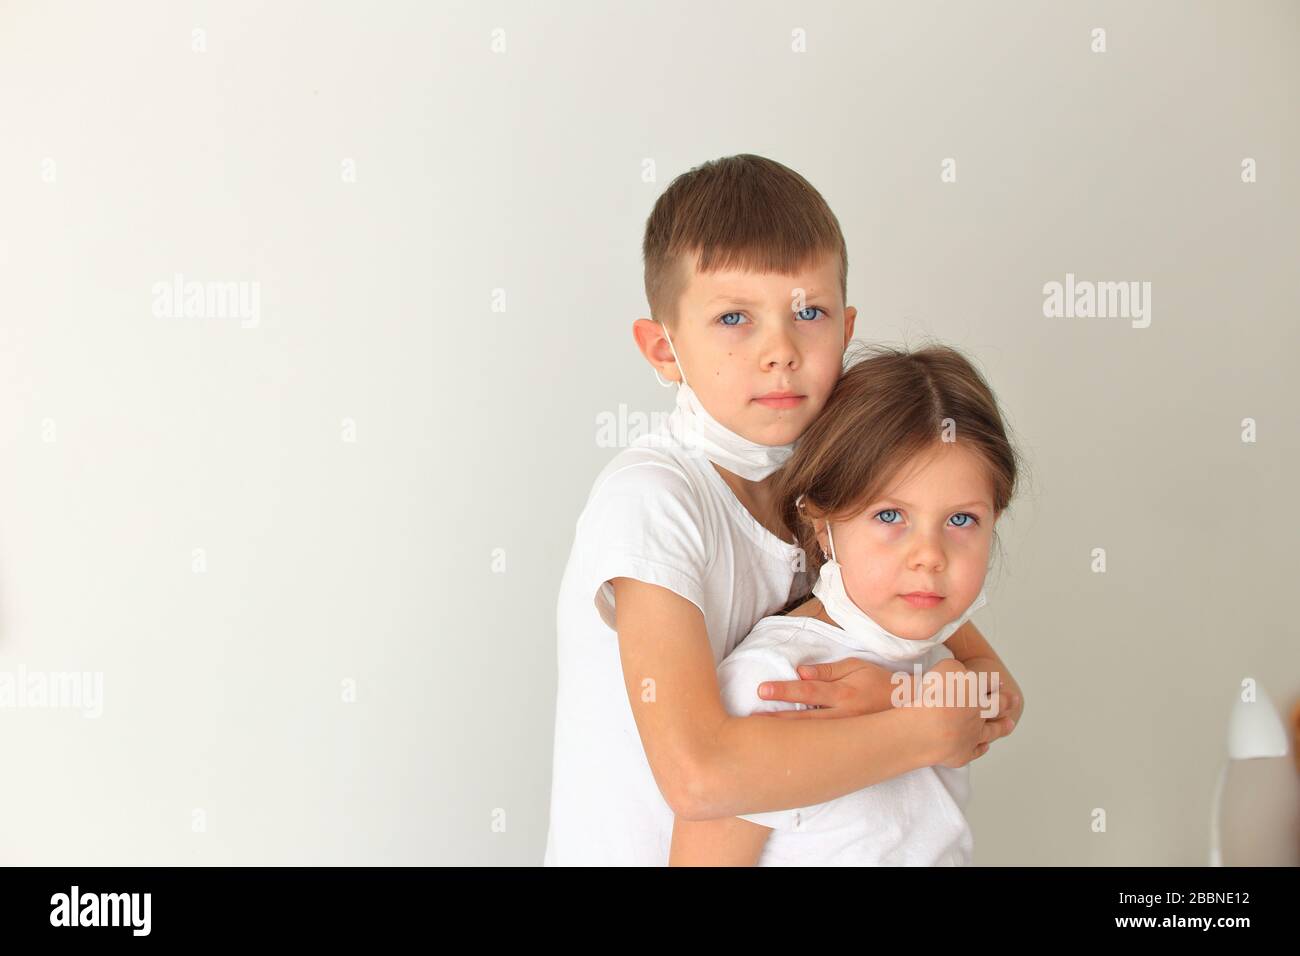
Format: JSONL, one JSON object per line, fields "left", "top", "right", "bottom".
{"left": 786, "top": 595, "right": 836, "bottom": 627}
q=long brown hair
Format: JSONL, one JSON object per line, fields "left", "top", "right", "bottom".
{"left": 772, "top": 341, "right": 1022, "bottom": 612}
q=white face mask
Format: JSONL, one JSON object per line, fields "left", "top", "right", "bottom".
{"left": 654, "top": 321, "right": 795, "bottom": 482}
{"left": 810, "top": 515, "right": 988, "bottom": 664}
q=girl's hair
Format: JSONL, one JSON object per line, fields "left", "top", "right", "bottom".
{"left": 771, "top": 341, "right": 1022, "bottom": 612}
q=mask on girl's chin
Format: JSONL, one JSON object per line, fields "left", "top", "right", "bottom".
{"left": 810, "top": 518, "right": 988, "bottom": 664}
{"left": 655, "top": 321, "right": 795, "bottom": 482}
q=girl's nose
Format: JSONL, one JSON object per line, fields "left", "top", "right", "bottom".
{"left": 908, "top": 532, "right": 946, "bottom": 572}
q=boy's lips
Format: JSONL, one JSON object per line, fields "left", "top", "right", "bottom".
{"left": 753, "top": 390, "right": 805, "bottom": 409}
{"left": 901, "top": 592, "right": 944, "bottom": 609}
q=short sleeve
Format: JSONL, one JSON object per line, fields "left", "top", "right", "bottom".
{"left": 580, "top": 461, "right": 713, "bottom": 632}
{"left": 716, "top": 648, "right": 812, "bottom": 832}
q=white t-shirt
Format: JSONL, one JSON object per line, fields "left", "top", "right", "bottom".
{"left": 542, "top": 408, "right": 808, "bottom": 866}
{"left": 718, "top": 613, "right": 979, "bottom": 866}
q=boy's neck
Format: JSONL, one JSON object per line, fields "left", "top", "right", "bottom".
{"left": 711, "top": 463, "right": 793, "bottom": 544}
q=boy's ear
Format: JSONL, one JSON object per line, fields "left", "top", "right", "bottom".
{"left": 632, "top": 317, "right": 682, "bottom": 383}
{"left": 843, "top": 305, "right": 858, "bottom": 345}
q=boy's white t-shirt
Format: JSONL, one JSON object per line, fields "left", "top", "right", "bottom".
{"left": 542, "top": 407, "right": 807, "bottom": 866}
{"left": 718, "top": 609, "right": 984, "bottom": 866}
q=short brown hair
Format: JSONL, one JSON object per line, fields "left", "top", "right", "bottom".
{"left": 642, "top": 154, "right": 848, "bottom": 326}
{"left": 773, "top": 342, "right": 1022, "bottom": 592}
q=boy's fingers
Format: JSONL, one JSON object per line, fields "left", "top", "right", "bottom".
{"left": 980, "top": 716, "right": 1015, "bottom": 743}
{"left": 758, "top": 679, "right": 832, "bottom": 707}
{"left": 979, "top": 690, "right": 1013, "bottom": 718}
{"left": 796, "top": 658, "right": 870, "bottom": 682}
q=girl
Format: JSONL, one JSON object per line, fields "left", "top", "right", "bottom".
{"left": 669, "top": 342, "right": 1023, "bottom": 865}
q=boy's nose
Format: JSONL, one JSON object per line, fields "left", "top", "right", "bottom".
{"left": 758, "top": 326, "right": 799, "bottom": 369}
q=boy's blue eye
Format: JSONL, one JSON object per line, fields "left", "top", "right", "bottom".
{"left": 949, "top": 513, "right": 979, "bottom": 528}
{"left": 796, "top": 306, "right": 824, "bottom": 321}
{"left": 719, "top": 312, "right": 746, "bottom": 326}
{"left": 875, "top": 509, "right": 902, "bottom": 525}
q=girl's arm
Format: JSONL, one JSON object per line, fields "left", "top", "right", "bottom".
{"left": 669, "top": 815, "right": 771, "bottom": 866}
{"left": 611, "top": 577, "right": 990, "bottom": 820}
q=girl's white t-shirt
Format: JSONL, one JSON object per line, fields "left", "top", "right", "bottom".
{"left": 719, "top": 614, "right": 976, "bottom": 866}
{"left": 542, "top": 410, "right": 807, "bottom": 866}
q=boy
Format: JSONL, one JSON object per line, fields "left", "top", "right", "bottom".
{"left": 543, "top": 154, "right": 1021, "bottom": 866}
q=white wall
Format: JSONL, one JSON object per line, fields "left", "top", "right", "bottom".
{"left": 0, "top": 0, "right": 1296, "bottom": 865}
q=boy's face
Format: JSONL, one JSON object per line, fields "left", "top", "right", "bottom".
{"left": 814, "top": 441, "right": 996, "bottom": 639}
{"left": 638, "top": 251, "right": 856, "bottom": 449}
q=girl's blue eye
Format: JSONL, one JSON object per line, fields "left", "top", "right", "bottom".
{"left": 949, "top": 513, "right": 979, "bottom": 528}
{"left": 796, "top": 306, "right": 824, "bottom": 321}
{"left": 875, "top": 509, "right": 902, "bottom": 525}
{"left": 718, "top": 312, "right": 747, "bottom": 326}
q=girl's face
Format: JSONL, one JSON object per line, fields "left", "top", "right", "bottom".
{"left": 814, "top": 441, "right": 997, "bottom": 640}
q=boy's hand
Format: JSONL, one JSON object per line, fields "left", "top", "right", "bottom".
{"left": 756, "top": 656, "right": 1020, "bottom": 741}
{"left": 756, "top": 658, "right": 897, "bottom": 717}
{"left": 759, "top": 660, "right": 920, "bottom": 723}
{"left": 959, "top": 657, "right": 1024, "bottom": 730}
{"left": 910, "top": 659, "right": 1014, "bottom": 767}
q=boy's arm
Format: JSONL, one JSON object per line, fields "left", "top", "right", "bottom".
{"left": 944, "top": 620, "right": 1024, "bottom": 726}
{"left": 611, "top": 576, "right": 980, "bottom": 821}
{"left": 669, "top": 815, "right": 771, "bottom": 866}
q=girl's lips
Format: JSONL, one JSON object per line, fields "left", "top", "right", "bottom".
{"left": 901, "top": 593, "right": 944, "bottom": 609}
{"left": 754, "top": 395, "right": 805, "bottom": 409}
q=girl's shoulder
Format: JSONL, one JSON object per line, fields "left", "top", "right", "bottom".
{"left": 723, "top": 614, "right": 828, "bottom": 669}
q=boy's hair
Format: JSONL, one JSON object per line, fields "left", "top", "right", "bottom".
{"left": 642, "top": 154, "right": 848, "bottom": 327}
{"left": 772, "top": 342, "right": 1022, "bottom": 588}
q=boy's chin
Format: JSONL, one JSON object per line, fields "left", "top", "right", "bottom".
{"left": 739, "top": 411, "right": 809, "bottom": 445}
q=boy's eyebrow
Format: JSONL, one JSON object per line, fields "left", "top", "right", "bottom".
{"left": 705, "top": 288, "right": 825, "bottom": 306}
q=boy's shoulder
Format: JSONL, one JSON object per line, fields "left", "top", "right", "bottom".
{"left": 579, "top": 436, "right": 715, "bottom": 531}
{"left": 589, "top": 442, "right": 698, "bottom": 498}
{"left": 565, "top": 441, "right": 721, "bottom": 634}
{"left": 584, "top": 401, "right": 718, "bottom": 500}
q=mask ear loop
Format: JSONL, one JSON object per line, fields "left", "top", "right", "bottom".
{"left": 798, "top": 494, "right": 833, "bottom": 562}
{"left": 654, "top": 320, "right": 688, "bottom": 389}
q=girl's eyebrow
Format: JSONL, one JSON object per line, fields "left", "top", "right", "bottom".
{"left": 876, "top": 496, "right": 991, "bottom": 511}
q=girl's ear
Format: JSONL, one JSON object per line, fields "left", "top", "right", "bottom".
{"left": 810, "top": 519, "right": 829, "bottom": 560}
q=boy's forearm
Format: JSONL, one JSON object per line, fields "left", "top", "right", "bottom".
{"left": 948, "top": 622, "right": 1022, "bottom": 725}
{"left": 669, "top": 814, "right": 769, "bottom": 866}
{"left": 946, "top": 620, "right": 998, "bottom": 665}
{"left": 948, "top": 622, "right": 1020, "bottom": 705}
{"left": 680, "top": 707, "right": 932, "bottom": 821}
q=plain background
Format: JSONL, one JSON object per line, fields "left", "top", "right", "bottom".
{"left": 1, "top": 0, "right": 1296, "bottom": 865}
